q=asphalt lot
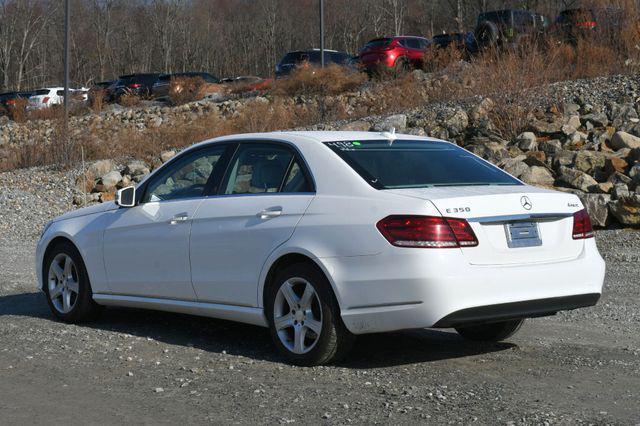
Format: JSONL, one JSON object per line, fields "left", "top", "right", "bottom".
{"left": 0, "top": 231, "right": 639, "bottom": 425}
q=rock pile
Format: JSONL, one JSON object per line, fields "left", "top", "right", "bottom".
{"left": 3, "top": 73, "right": 639, "bottom": 227}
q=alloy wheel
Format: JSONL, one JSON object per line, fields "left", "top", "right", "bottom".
{"left": 273, "top": 277, "right": 323, "bottom": 354}
{"left": 47, "top": 253, "right": 79, "bottom": 314}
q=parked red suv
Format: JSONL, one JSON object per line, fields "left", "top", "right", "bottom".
{"left": 358, "top": 36, "right": 431, "bottom": 74}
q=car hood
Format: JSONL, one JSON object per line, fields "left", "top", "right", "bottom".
{"left": 53, "top": 201, "right": 119, "bottom": 223}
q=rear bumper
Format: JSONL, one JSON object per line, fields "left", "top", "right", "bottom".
{"left": 322, "top": 239, "right": 605, "bottom": 334}
{"left": 432, "top": 293, "right": 600, "bottom": 328}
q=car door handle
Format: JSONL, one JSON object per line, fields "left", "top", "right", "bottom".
{"left": 258, "top": 208, "right": 282, "bottom": 220}
{"left": 169, "top": 213, "right": 189, "bottom": 225}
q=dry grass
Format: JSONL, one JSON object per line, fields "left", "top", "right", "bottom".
{"left": 118, "top": 91, "right": 141, "bottom": 107}
{"left": 89, "top": 89, "right": 105, "bottom": 113}
{"left": 169, "top": 76, "right": 205, "bottom": 105}
{"left": 6, "top": 98, "right": 28, "bottom": 123}
{"left": 270, "top": 63, "right": 367, "bottom": 96}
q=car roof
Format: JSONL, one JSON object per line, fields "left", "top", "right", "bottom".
{"left": 189, "top": 131, "right": 445, "bottom": 151}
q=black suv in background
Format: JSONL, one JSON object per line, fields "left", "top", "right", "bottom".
{"left": 275, "top": 49, "right": 353, "bottom": 78}
{"left": 105, "top": 73, "right": 162, "bottom": 102}
{"left": 474, "top": 9, "right": 549, "bottom": 49}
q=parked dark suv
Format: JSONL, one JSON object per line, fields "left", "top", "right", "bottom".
{"left": 275, "top": 49, "right": 353, "bottom": 78}
{"left": 106, "top": 73, "right": 162, "bottom": 102}
{"left": 552, "top": 9, "right": 597, "bottom": 44}
{"left": 474, "top": 9, "right": 549, "bottom": 49}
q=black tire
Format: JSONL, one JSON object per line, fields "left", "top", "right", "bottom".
{"left": 475, "top": 21, "right": 500, "bottom": 49}
{"left": 393, "top": 58, "right": 410, "bottom": 77}
{"left": 266, "top": 263, "right": 354, "bottom": 366}
{"left": 455, "top": 319, "right": 524, "bottom": 342}
{"left": 42, "top": 240, "right": 102, "bottom": 323}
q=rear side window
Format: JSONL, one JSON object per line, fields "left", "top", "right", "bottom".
{"left": 325, "top": 140, "right": 521, "bottom": 189}
{"left": 364, "top": 38, "right": 391, "bottom": 48}
{"left": 222, "top": 144, "right": 312, "bottom": 194}
{"left": 34, "top": 89, "right": 50, "bottom": 95}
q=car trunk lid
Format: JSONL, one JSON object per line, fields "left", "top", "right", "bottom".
{"left": 386, "top": 185, "right": 584, "bottom": 266}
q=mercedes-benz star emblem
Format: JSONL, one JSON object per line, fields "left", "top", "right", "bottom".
{"left": 521, "top": 196, "right": 532, "bottom": 210}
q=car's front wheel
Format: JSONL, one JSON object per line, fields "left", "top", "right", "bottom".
{"left": 266, "top": 263, "right": 354, "bottom": 366}
{"left": 43, "top": 241, "right": 102, "bottom": 323}
{"left": 455, "top": 319, "right": 524, "bottom": 342}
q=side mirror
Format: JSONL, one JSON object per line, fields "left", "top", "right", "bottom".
{"left": 115, "top": 186, "right": 136, "bottom": 207}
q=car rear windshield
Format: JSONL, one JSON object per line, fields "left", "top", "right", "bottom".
{"left": 33, "top": 89, "right": 50, "bottom": 95}
{"left": 324, "top": 139, "right": 522, "bottom": 189}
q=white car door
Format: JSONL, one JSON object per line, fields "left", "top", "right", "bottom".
{"left": 190, "top": 142, "right": 315, "bottom": 307}
{"left": 103, "top": 144, "right": 230, "bottom": 300}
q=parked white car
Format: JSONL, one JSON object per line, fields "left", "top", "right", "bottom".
{"left": 36, "top": 131, "right": 605, "bottom": 365}
{"left": 28, "top": 87, "right": 89, "bottom": 110}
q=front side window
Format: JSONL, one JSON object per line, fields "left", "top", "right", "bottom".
{"left": 325, "top": 139, "right": 521, "bottom": 189}
{"left": 223, "top": 144, "right": 311, "bottom": 194}
{"left": 142, "top": 146, "right": 227, "bottom": 202}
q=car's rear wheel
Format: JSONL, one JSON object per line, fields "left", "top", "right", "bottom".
{"left": 266, "top": 263, "right": 354, "bottom": 366}
{"left": 393, "top": 58, "right": 410, "bottom": 76}
{"left": 455, "top": 319, "right": 524, "bottom": 342}
{"left": 43, "top": 241, "right": 102, "bottom": 323}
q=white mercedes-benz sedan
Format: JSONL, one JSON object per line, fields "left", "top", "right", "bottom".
{"left": 36, "top": 131, "right": 605, "bottom": 365}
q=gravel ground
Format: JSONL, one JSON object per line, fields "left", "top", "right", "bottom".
{"left": 1, "top": 167, "right": 639, "bottom": 424}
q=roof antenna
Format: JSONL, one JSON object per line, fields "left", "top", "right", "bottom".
{"left": 381, "top": 127, "right": 397, "bottom": 145}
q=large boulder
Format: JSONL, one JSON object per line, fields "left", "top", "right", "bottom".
{"left": 88, "top": 159, "right": 117, "bottom": 178}
{"left": 562, "top": 115, "right": 581, "bottom": 135}
{"left": 124, "top": 160, "right": 150, "bottom": 177}
{"left": 573, "top": 151, "right": 606, "bottom": 175}
{"left": 100, "top": 170, "right": 123, "bottom": 191}
{"left": 603, "top": 157, "right": 628, "bottom": 176}
{"left": 520, "top": 166, "right": 555, "bottom": 186}
{"left": 339, "top": 120, "right": 371, "bottom": 131}
{"left": 609, "top": 195, "right": 640, "bottom": 225}
{"left": 160, "top": 150, "right": 177, "bottom": 163}
{"left": 443, "top": 109, "right": 468, "bottom": 137}
{"left": 501, "top": 158, "right": 529, "bottom": 178}
{"left": 373, "top": 114, "right": 407, "bottom": 132}
{"left": 557, "top": 166, "right": 598, "bottom": 192}
{"left": 539, "top": 139, "right": 563, "bottom": 155}
{"left": 579, "top": 193, "right": 611, "bottom": 227}
{"left": 580, "top": 112, "right": 609, "bottom": 128}
{"left": 516, "top": 132, "right": 537, "bottom": 151}
{"left": 524, "top": 151, "right": 546, "bottom": 167}
{"left": 610, "top": 131, "right": 640, "bottom": 150}
{"left": 467, "top": 141, "right": 510, "bottom": 164}
{"left": 530, "top": 119, "right": 562, "bottom": 135}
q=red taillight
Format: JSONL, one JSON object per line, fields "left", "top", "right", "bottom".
{"left": 577, "top": 21, "right": 597, "bottom": 28}
{"left": 572, "top": 209, "right": 594, "bottom": 240}
{"left": 42, "top": 96, "right": 50, "bottom": 104}
{"left": 128, "top": 83, "right": 141, "bottom": 89}
{"left": 6, "top": 99, "right": 16, "bottom": 105}
{"left": 376, "top": 215, "right": 479, "bottom": 249}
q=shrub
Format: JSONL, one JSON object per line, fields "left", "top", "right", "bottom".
{"left": 28, "top": 105, "right": 63, "bottom": 121}
{"left": 89, "top": 89, "right": 105, "bottom": 113}
{"left": 270, "top": 63, "right": 367, "bottom": 96}
{"left": 169, "top": 76, "right": 206, "bottom": 105}
{"left": 118, "top": 91, "right": 141, "bottom": 107}
{"left": 7, "top": 98, "right": 28, "bottom": 123}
